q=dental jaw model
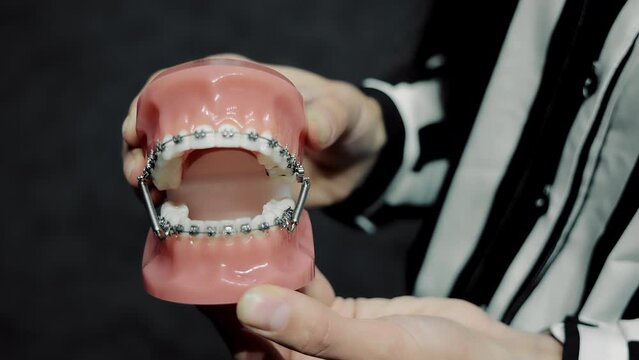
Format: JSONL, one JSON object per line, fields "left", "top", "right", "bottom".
{"left": 136, "top": 58, "right": 315, "bottom": 305}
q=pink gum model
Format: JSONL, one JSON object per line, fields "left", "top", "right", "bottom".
{"left": 136, "top": 58, "right": 315, "bottom": 305}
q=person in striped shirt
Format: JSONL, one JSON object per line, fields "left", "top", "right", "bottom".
{"left": 123, "top": 1, "right": 639, "bottom": 358}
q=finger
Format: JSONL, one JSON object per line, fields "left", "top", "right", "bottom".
{"left": 237, "top": 285, "right": 410, "bottom": 360}
{"left": 298, "top": 267, "right": 335, "bottom": 306}
{"left": 122, "top": 147, "right": 145, "bottom": 187}
{"left": 198, "top": 305, "right": 285, "bottom": 360}
{"left": 122, "top": 96, "right": 140, "bottom": 148}
{"left": 123, "top": 147, "right": 163, "bottom": 203}
{"left": 305, "top": 95, "right": 350, "bottom": 151}
{"left": 122, "top": 68, "right": 165, "bottom": 149}
{"left": 205, "top": 53, "right": 251, "bottom": 62}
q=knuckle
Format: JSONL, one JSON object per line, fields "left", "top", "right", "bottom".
{"left": 299, "top": 317, "right": 332, "bottom": 357}
{"left": 381, "top": 317, "right": 424, "bottom": 359}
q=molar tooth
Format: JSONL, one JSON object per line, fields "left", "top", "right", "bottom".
{"left": 160, "top": 202, "right": 189, "bottom": 225}
{"left": 191, "top": 125, "right": 215, "bottom": 150}
{"left": 267, "top": 167, "right": 290, "bottom": 177}
{"left": 267, "top": 151, "right": 289, "bottom": 173}
{"left": 250, "top": 214, "right": 266, "bottom": 230}
{"left": 274, "top": 182, "right": 294, "bottom": 199}
{"left": 271, "top": 200, "right": 288, "bottom": 215}
{"left": 262, "top": 209, "right": 278, "bottom": 227}
{"left": 256, "top": 153, "right": 279, "bottom": 173}
{"left": 152, "top": 157, "right": 183, "bottom": 190}
{"left": 279, "top": 198, "right": 296, "bottom": 211}
{"left": 177, "top": 218, "right": 191, "bottom": 234}
{"left": 262, "top": 199, "right": 280, "bottom": 214}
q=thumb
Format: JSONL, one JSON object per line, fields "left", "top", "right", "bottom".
{"left": 305, "top": 95, "right": 350, "bottom": 151}
{"left": 236, "top": 285, "right": 410, "bottom": 360}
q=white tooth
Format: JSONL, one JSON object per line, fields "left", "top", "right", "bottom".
{"left": 279, "top": 198, "right": 295, "bottom": 211}
{"left": 191, "top": 125, "right": 216, "bottom": 150}
{"left": 262, "top": 210, "right": 278, "bottom": 226}
{"left": 256, "top": 153, "right": 278, "bottom": 171}
{"left": 277, "top": 153, "right": 289, "bottom": 171}
{"left": 204, "top": 220, "right": 220, "bottom": 236}
{"left": 272, "top": 199, "right": 287, "bottom": 215}
{"left": 234, "top": 217, "right": 252, "bottom": 234}
{"left": 264, "top": 149, "right": 290, "bottom": 174}
{"left": 189, "top": 220, "right": 204, "bottom": 235}
{"left": 250, "top": 214, "right": 266, "bottom": 229}
{"left": 152, "top": 157, "right": 183, "bottom": 190}
{"left": 267, "top": 167, "right": 287, "bottom": 177}
{"left": 160, "top": 135, "right": 176, "bottom": 160}
{"left": 161, "top": 202, "right": 189, "bottom": 225}
{"left": 262, "top": 201, "right": 280, "bottom": 224}
{"left": 217, "top": 125, "right": 240, "bottom": 147}
{"left": 241, "top": 128, "right": 261, "bottom": 152}
{"left": 172, "top": 130, "right": 191, "bottom": 155}
{"left": 178, "top": 218, "right": 192, "bottom": 233}
{"left": 274, "top": 186, "right": 292, "bottom": 200}
{"left": 259, "top": 131, "right": 274, "bottom": 156}
{"left": 263, "top": 199, "right": 280, "bottom": 213}
{"left": 219, "top": 220, "right": 236, "bottom": 236}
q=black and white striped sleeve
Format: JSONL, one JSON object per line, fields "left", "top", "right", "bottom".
{"left": 550, "top": 317, "right": 639, "bottom": 360}
{"left": 549, "top": 205, "right": 639, "bottom": 360}
{"left": 324, "top": 75, "right": 448, "bottom": 232}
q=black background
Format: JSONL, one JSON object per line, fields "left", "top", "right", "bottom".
{"left": 2, "top": 1, "right": 428, "bottom": 358}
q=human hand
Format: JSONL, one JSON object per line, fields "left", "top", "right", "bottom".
{"left": 203, "top": 271, "right": 562, "bottom": 360}
{"left": 121, "top": 54, "right": 386, "bottom": 207}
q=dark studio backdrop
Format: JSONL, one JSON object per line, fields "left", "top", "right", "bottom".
{"left": 2, "top": 0, "right": 430, "bottom": 358}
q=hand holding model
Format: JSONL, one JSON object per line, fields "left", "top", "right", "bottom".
{"left": 123, "top": 54, "right": 387, "bottom": 209}
{"left": 203, "top": 269, "right": 562, "bottom": 360}
{"left": 121, "top": 56, "right": 561, "bottom": 359}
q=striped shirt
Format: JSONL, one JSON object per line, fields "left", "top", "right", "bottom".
{"left": 328, "top": 0, "right": 639, "bottom": 358}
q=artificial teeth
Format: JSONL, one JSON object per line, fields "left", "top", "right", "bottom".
{"left": 158, "top": 198, "right": 296, "bottom": 237}
{"left": 217, "top": 125, "right": 239, "bottom": 147}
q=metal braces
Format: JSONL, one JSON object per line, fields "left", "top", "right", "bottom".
{"left": 138, "top": 128, "right": 311, "bottom": 240}
{"left": 153, "top": 207, "right": 297, "bottom": 238}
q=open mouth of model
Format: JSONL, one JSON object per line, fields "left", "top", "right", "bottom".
{"left": 138, "top": 124, "right": 309, "bottom": 239}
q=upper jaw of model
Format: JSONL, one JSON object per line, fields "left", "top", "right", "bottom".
{"left": 136, "top": 59, "right": 309, "bottom": 239}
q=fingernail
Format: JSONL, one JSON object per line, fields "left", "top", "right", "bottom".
{"left": 124, "top": 149, "right": 141, "bottom": 180}
{"left": 237, "top": 287, "right": 290, "bottom": 332}
{"left": 124, "top": 157, "right": 135, "bottom": 180}
{"left": 306, "top": 108, "right": 330, "bottom": 146}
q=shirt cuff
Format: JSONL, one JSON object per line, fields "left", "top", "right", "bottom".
{"left": 550, "top": 317, "right": 633, "bottom": 360}
{"left": 323, "top": 86, "right": 406, "bottom": 231}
